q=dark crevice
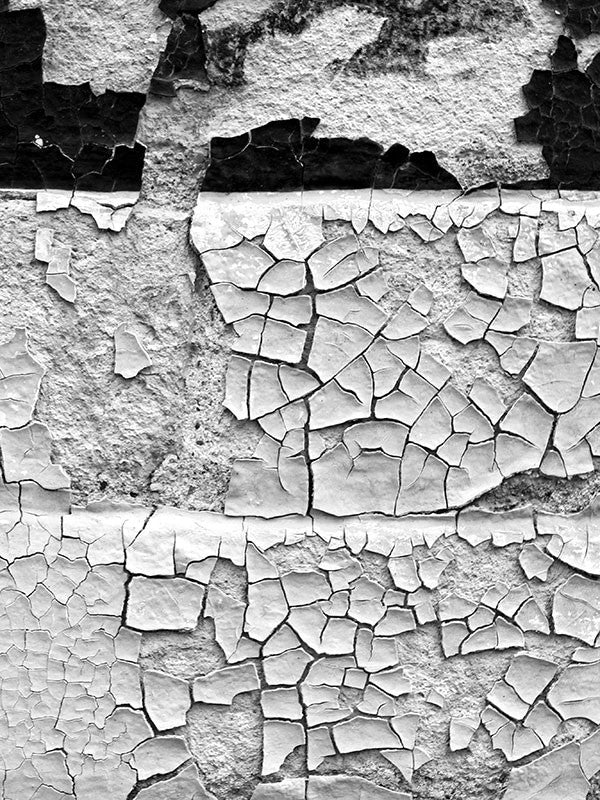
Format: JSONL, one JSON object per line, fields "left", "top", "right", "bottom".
{"left": 202, "top": 117, "right": 461, "bottom": 192}
{"left": 126, "top": 759, "right": 196, "bottom": 800}
{"left": 0, "top": 8, "right": 146, "bottom": 190}
{"left": 475, "top": 467, "right": 600, "bottom": 514}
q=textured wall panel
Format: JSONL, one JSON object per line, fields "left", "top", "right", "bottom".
{"left": 1, "top": 1, "right": 600, "bottom": 798}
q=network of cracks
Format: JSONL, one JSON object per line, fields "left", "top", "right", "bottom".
{"left": 2, "top": 187, "right": 600, "bottom": 799}
{"left": 194, "top": 188, "right": 600, "bottom": 519}
{"left": 3, "top": 0, "right": 600, "bottom": 796}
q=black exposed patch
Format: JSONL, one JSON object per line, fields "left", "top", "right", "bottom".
{"left": 514, "top": 35, "right": 600, "bottom": 189}
{"left": 150, "top": 0, "right": 218, "bottom": 96}
{"left": 202, "top": 118, "right": 461, "bottom": 191}
{"left": 151, "top": 14, "right": 208, "bottom": 96}
{"left": 159, "top": 0, "right": 217, "bottom": 18}
{"left": 204, "top": 0, "right": 527, "bottom": 87}
{"left": 0, "top": 8, "right": 146, "bottom": 191}
{"left": 543, "top": 0, "right": 600, "bottom": 36}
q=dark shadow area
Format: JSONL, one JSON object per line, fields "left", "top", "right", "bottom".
{"left": 543, "top": 0, "right": 600, "bottom": 36}
{"left": 0, "top": 7, "right": 146, "bottom": 190}
{"left": 515, "top": 35, "right": 600, "bottom": 189}
{"left": 202, "top": 117, "right": 462, "bottom": 192}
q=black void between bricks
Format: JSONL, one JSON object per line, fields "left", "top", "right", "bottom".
{"left": 3, "top": 3, "right": 600, "bottom": 191}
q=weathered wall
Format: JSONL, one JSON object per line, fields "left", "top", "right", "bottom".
{"left": 2, "top": 1, "right": 600, "bottom": 799}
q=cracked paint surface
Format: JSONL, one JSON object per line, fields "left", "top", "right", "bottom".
{"left": 1, "top": 325, "right": 600, "bottom": 800}
{"left": 191, "top": 188, "right": 600, "bottom": 518}
{"left": 3, "top": 1, "right": 600, "bottom": 797}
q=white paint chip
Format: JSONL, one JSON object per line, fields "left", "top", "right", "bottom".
{"left": 114, "top": 324, "right": 152, "bottom": 378}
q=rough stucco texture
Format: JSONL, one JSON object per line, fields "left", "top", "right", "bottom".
{"left": 1, "top": 197, "right": 257, "bottom": 510}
